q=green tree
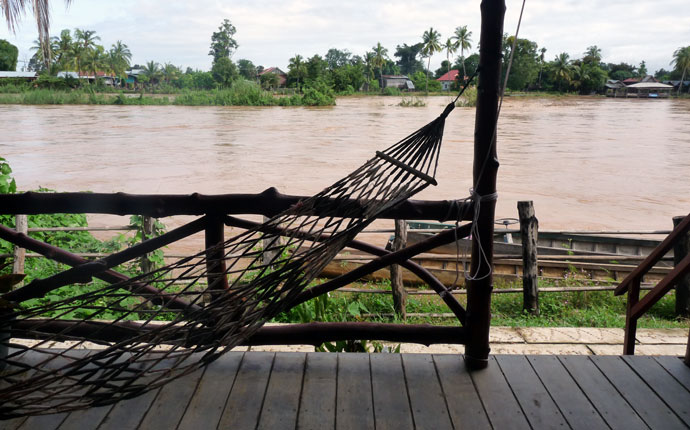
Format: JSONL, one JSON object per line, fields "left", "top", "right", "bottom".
{"left": 54, "top": 29, "right": 72, "bottom": 68}
{"left": 583, "top": 45, "right": 602, "bottom": 64}
{"left": 363, "top": 52, "right": 375, "bottom": 89}
{"left": 237, "top": 59, "right": 257, "bottom": 80}
{"left": 372, "top": 42, "right": 388, "bottom": 91}
{"left": 161, "top": 62, "right": 181, "bottom": 85}
{"left": 637, "top": 60, "right": 647, "bottom": 77}
{"left": 537, "top": 47, "right": 547, "bottom": 86}
{"left": 0, "top": 39, "right": 18, "bottom": 70}
{"left": 502, "top": 36, "right": 539, "bottom": 90}
{"left": 209, "top": 19, "right": 238, "bottom": 63}
{"left": 325, "top": 48, "right": 351, "bottom": 69}
{"left": 452, "top": 25, "right": 472, "bottom": 79}
{"left": 671, "top": 46, "right": 690, "bottom": 95}
{"left": 142, "top": 60, "right": 161, "bottom": 87}
{"left": 107, "top": 40, "right": 131, "bottom": 77}
{"left": 260, "top": 72, "right": 279, "bottom": 90}
{"left": 394, "top": 43, "right": 424, "bottom": 75}
{"left": 306, "top": 54, "right": 327, "bottom": 82}
{"left": 211, "top": 57, "right": 237, "bottom": 87}
{"left": 288, "top": 54, "right": 306, "bottom": 90}
{"left": 421, "top": 27, "right": 441, "bottom": 93}
{"left": 552, "top": 52, "right": 572, "bottom": 91}
{"left": 442, "top": 38, "right": 458, "bottom": 88}
{"left": 30, "top": 36, "right": 57, "bottom": 71}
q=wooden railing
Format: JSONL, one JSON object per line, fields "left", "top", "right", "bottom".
{"left": 614, "top": 213, "right": 690, "bottom": 365}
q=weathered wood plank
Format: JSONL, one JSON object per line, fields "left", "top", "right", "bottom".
{"left": 432, "top": 354, "right": 491, "bottom": 429}
{"left": 138, "top": 367, "right": 204, "bottom": 430}
{"left": 257, "top": 352, "right": 307, "bottom": 430}
{"left": 297, "top": 353, "right": 337, "bottom": 430}
{"left": 470, "top": 356, "right": 530, "bottom": 430}
{"left": 98, "top": 388, "right": 161, "bottom": 430}
{"left": 495, "top": 354, "right": 567, "bottom": 429}
{"left": 558, "top": 355, "right": 647, "bottom": 430}
{"left": 369, "top": 353, "right": 414, "bottom": 430}
{"left": 217, "top": 351, "right": 274, "bottom": 429}
{"left": 623, "top": 355, "right": 690, "bottom": 427}
{"left": 336, "top": 353, "right": 374, "bottom": 430}
{"left": 16, "top": 413, "right": 68, "bottom": 430}
{"left": 527, "top": 355, "right": 606, "bottom": 429}
{"left": 0, "top": 417, "right": 28, "bottom": 430}
{"left": 402, "top": 354, "right": 453, "bottom": 430}
{"left": 654, "top": 355, "right": 690, "bottom": 391}
{"left": 591, "top": 355, "right": 687, "bottom": 429}
{"left": 177, "top": 352, "right": 244, "bottom": 430}
{"left": 58, "top": 405, "right": 114, "bottom": 430}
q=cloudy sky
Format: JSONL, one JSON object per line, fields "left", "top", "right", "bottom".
{"left": 1, "top": 0, "right": 689, "bottom": 74}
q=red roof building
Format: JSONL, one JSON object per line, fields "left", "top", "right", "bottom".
{"left": 258, "top": 67, "right": 288, "bottom": 87}
{"left": 436, "top": 69, "right": 460, "bottom": 90}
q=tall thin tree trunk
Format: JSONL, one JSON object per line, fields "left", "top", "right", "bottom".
{"left": 426, "top": 57, "right": 431, "bottom": 94}
{"left": 679, "top": 67, "right": 687, "bottom": 96}
{"left": 461, "top": 49, "right": 467, "bottom": 81}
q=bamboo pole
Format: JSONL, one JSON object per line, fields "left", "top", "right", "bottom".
{"left": 464, "top": 0, "right": 505, "bottom": 370}
{"left": 11, "top": 215, "right": 27, "bottom": 289}
{"left": 518, "top": 201, "right": 539, "bottom": 314}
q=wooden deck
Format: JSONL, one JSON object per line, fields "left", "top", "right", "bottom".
{"left": 1, "top": 352, "right": 689, "bottom": 429}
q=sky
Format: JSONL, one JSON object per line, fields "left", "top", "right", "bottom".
{"left": 1, "top": 0, "right": 689, "bottom": 74}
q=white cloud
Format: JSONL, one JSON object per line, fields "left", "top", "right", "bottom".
{"left": 0, "top": 0, "right": 688, "bottom": 73}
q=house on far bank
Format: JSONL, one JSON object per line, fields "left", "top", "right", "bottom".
{"left": 625, "top": 82, "right": 673, "bottom": 98}
{"left": 605, "top": 79, "right": 627, "bottom": 97}
{"left": 58, "top": 71, "right": 116, "bottom": 86}
{"left": 381, "top": 75, "right": 414, "bottom": 91}
{"left": 0, "top": 71, "right": 37, "bottom": 82}
{"left": 258, "top": 67, "right": 288, "bottom": 88}
{"left": 662, "top": 80, "right": 690, "bottom": 93}
{"left": 436, "top": 69, "right": 460, "bottom": 91}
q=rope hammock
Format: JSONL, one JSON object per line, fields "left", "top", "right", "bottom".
{"left": 0, "top": 82, "right": 475, "bottom": 417}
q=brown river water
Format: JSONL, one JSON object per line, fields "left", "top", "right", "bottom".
{"left": 1, "top": 96, "right": 689, "bottom": 241}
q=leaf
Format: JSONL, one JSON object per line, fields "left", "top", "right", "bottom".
{"left": 347, "top": 302, "right": 361, "bottom": 317}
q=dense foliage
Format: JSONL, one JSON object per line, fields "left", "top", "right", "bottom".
{"left": 0, "top": 39, "right": 18, "bottom": 71}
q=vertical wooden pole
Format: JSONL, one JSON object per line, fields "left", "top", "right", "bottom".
{"left": 623, "top": 276, "right": 640, "bottom": 355}
{"left": 390, "top": 219, "right": 408, "bottom": 320}
{"left": 140, "top": 215, "right": 155, "bottom": 275}
{"left": 205, "top": 215, "right": 229, "bottom": 291}
{"left": 685, "top": 328, "right": 689, "bottom": 367}
{"left": 518, "top": 201, "right": 539, "bottom": 315}
{"left": 673, "top": 216, "right": 690, "bottom": 317}
{"left": 12, "top": 214, "right": 27, "bottom": 288}
{"left": 464, "top": 0, "right": 505, "bottom": 370}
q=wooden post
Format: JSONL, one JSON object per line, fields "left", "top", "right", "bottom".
{"left": 390, "top": 219, "right": 408, "bottom": 320}
{"left": 12, "top": 214, "right": 27, "bottom": 288}
{"left": 464, "top": 0, "right": 505, "bottom": 370}
{"left": 518, "top": 201, "right": 539, "bottom": 315}
{"left": 205, "top": 215, "right": 229, "bottom": 291}
{"left": 623, "top": 276, "right": 640, "bottom": 355}
{"left": 673, "top": 216, "right": 690, "bottom": 317}
{"left": 262, "top": 215, "right": 281, "bottom": 267}
{"left": 685, "top": 328, "right": 689, "bottom": 367}
{"left": 140, "top": 216, "right": 155, "bottom": 275}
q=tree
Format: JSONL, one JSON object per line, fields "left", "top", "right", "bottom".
{"left": 108, "top": 40, "right": 131, "bottom": 77}
{"left": 442, "top": 38, "right": 458, "bottom": 88}
{"left": 0, "top": 39, "right": 18, "bottom": 70}
{"left": 452, "top": 25, "right": 472, "bottom": 79}
{"left": 260, "top": 72, "right": 279, "bottom": 90}
{"left": 583, "top": 45, "right": 602, "bottom": 64}
{"left": 671, "top": 46, "right": 690, "bottom": 95}
{"left": 306, "top": 54, "right": 327, "bottom": 82}
{"left": 502, "top": 36, "right": 539, "bottom": 90}
{"left": 363, "top": 52, "right": 375, "bottom": 89}
{"left": 421, "top": 27, "right": 441, "bottom": 93}
{"left": 637, "top": 60, "right": 647, "bottom": 77}
{"left": 1, "top": 0, "right": 72, "bottom": 74}
{"left": 30, "top": 35, "right": 57, "bottom": 70}
{"left": 237, "top": 59, "right": 257, "bottom": 80}
{"left": 538, "top": 47, "right": 547, "bottom": 86}
{"left": 211, "top": 57, "right": 237, "bottom": 87}
{"left": 325, "top": 48, "right": 351, "bottom": 69}
{"left": 372, "top": 42, "right": 388, "bottom": 91}
{"left": 161, "top": 63, "right": 181, "bottom": 84}
{"left": 394, "top": 43, "right": 424, "bottom": 75}
{"left": 209, "top": 19, "right": 238, "bottom": 63}
{"left": 288, "top": 54, "right": 306, "bottom": 90}
{"left": 142, "top": 60, "right": 161, "bottom": 87}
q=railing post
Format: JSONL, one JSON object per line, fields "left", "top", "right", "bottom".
{"left": 205, "top": 215, "right": 229, "bottom": 292}
{"left": 518, "top": 201, "right": 539, "bottom": 315}
{"left": 140, "top": 215, "right": 155, "bottom": 275}
{"left": 673, "top": 216, "right": 690, "bottom": 317}
{"left": 623, "top": 276, "right": 640, "bottom": 355}
{"left": 12, "top": 214, "right": 27, "bottom": 288}
{"left": 685, "top": 328, "right": 689, "bottom": 367}
{"left": 390, "top": 219, "right": 408, "bottom": 320}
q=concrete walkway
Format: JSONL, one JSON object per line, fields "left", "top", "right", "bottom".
{"left": 243, "top": 327, "right": 689, "bottom": 356}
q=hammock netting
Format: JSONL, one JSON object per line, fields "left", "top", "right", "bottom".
{"left": 0, "top": 102, "right": 457, "bottom": 417}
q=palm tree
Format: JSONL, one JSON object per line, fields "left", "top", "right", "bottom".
{"left": 584, "top": 45, "right": 602, "bottom": 64}
{"left": 2, "top": 0, "right": 72, "bottom": 73}
{"left": 142, "top": 61, "right": 161, "bottom": 88}
{"left": 54, "top": 29, "right": 73, "bottom": 69}
{"left": 671, "top": 46, "right": 690, "bottom": 95}
{"left": 538, "top": 47, "right": 547, "bottom": 86}
{"left": 75, "top": 29, "right": 100, "bottom": 52}
{"left": 372, "top": 42, "right": 388, "bottom": 92}
{"left": 442, "top": 38, "right": 459, "bottom": 90}
{"left": 161, "top": 63, "right": 180, "bottom": 85}
{"left": 421, "top": 27, "right": 441, "bottom": 94}
{"left": 452, "top": 25, "right": 472, "bottom": 80}
{"left": 288, "top": 54, "right": 306, "bottom": 90}
{"left": 30, "top": 36, "right": 57, "bottom": 70}
{"left": 108, "top": 41, "right": 132, "bottom": 77}
{"left": 553, "top": 52, "right": 572, "bottom": 92}
{"left": 364, "top": 52, "right": 376, "bottom": 90}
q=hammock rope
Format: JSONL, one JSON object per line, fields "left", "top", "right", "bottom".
{"left": 0, "top": 81, "right": 476, "bottom": 417}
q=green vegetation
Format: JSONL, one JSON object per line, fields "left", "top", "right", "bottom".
{"left": 0, "top": 39, "right": 18, "bottom": 71}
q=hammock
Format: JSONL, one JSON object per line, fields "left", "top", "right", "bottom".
{"left": 0, "top": 100, "right": 462, "bottom": 417}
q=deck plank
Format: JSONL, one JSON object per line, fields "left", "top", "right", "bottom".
{"left": 495, "top": 354, "right": 568, "bottom": 429}
{"left": 654, "top": 356, "right": 690, "bottom": 392}
{"left": 16, "top": 413, "right": 68, "bottom": 430}
{"left": 0, "top": 417, "right": 27, "bottom": 430}
{"left": 432, "top": 354, "right": 491, "bottom": 430}
{"left": 98, "top": 388, "right": 161, "bottom": 430}
{"left": 591, "top": 355, "right": 687, "bottom": 430}
{"left": 257, "top": 352, "right": 307, "bottom": 430}
{"left": 177, "top": 352, "right": 244, "bottom": 430}
{"left": 470, "top": 356, "right": 530, "bottom": 430}
{"left": 58, "top": 405, "right": 114, "bottom": 430}
{"left": 527, "top": 355, "right": 607, "bottom": 430}
{"left": 138, "top": 367, "right": 204, "bottom": 430}
{"left": 402, "top": 354, "right": 453, "bottom": 430}
{"left": 369, "top": 354, "right": 414, "bottom": 430}
{"left": 297, "top": 353, "right": 337, "bottom": 430}
{"left": 336, "top": 353, "right": 374, "bottom": 430}
{"left": 623, "top": 355, "right": 690, "bottom": 427}
{"left": 217, "top": 351, "right": 275, "bottom": 430}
